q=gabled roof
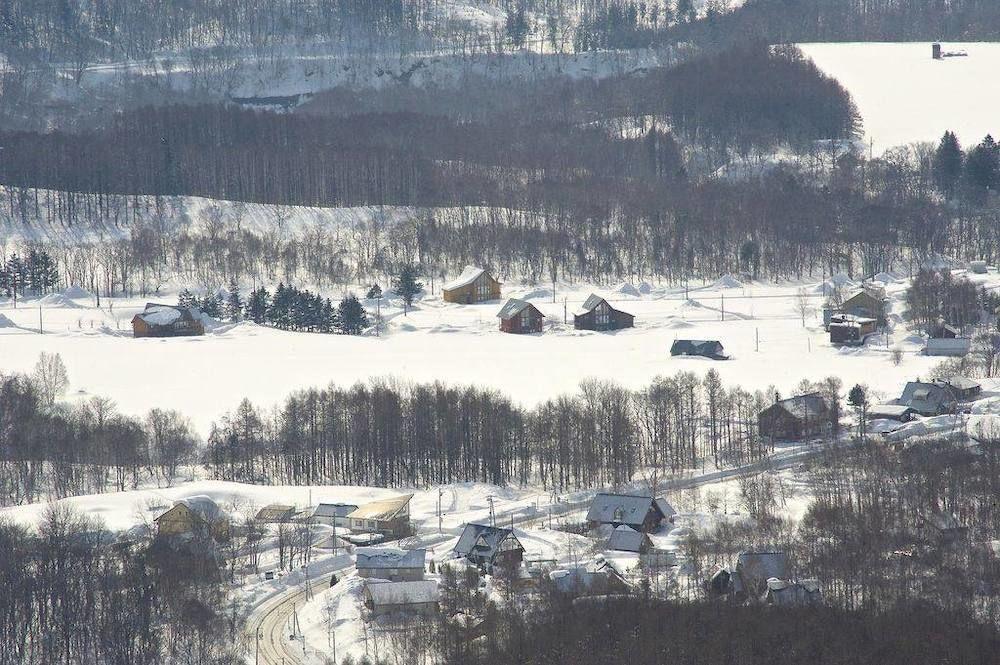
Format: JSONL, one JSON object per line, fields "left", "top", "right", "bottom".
{"left": 670, "top": 339, "right": 726, "bottom": 358}
{"left": 934, "top": 376, "right": 981, "bottom": 392}
{"left": 654, "top": 498, "right": 676, "bottom": 520}
{"left": 135, "top": 303, "right": 200, "bottom": 327}
{"left": 312, "top": 503, "right": 358, "bottom": 519}
{"left": 365, "top": 580, "right": 439, "bottom": 606}
{"left": 766, "top": 393, "right": 828, "bottom": 422}
{"left": 348, "top": 494, "right": 413, "bottom": 521}
{"left": 586, "top": 493, "right": 663, "bottom": 528}
{"left": 453, "top": 523, "right": 520, "bottom": 559}
{"left": 899, "top": 381, "right": 956, "bottom": 413}
{"left": 496, "top": 298, "right": 543, "bottom": 320}
{"left": 766, "top": 578, "right": 822, "bottom": 606}
{"left": 607, "top": 525, "right": 649, "bottom": 553}
{"left": 867, "top": 404, "right": 914, "bottom": 419}
{"left": 356, "top": 548, "right": 426, "bottom": 570}
{"left": 177, "top": 495, "right": 224, "bottom": 523}
{"left": 575, "top": 293, "right": 634, "bottom": 319}
{"left": 256, "top": 504, "right": 295, "bottom": 521}
{"left": 736, "top": 551, "right": 789, "bottom": 585}
{"left": 443, "top": 266, "right": 488, "bottom": 291}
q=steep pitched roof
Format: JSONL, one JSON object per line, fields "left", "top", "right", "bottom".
{"left": 453, "top": 523, "right": 520, "bottom": 560}
{"left": 356, "top": 548, "right": 426, "bottom": 570}
{"left": 736, "top": 551, "right": 789, "bottom": 585}
{"left": 365, "top": 580, "right": 439, "bottom": 606}
{"left": 670, "top": 340, "right": 726, "bottom": 358}
{"left": 443, "top": 266, "right": 487, "bottom": 291}
{"left": 135, "top": 303, "right": 200, "bottom": 327}
{"left": 348, "top": 494, "right": 413, "bottom": 521}
{"left": 496, "top": 298, "right": 542, "bottom": 320}
{"left": 607, "top": 525, "right": 648, "bottom": 553}
{"left": 312, "top": 503, "right": 358, "bottom": 519}
{"left": 586, "top": 493, "right": 663, "bottom": 528}
{"left": 769, "top": 393, "right": 828, "bottom": 422}
{"left": 899, "top": 381, "right": 956, "bottom": 414}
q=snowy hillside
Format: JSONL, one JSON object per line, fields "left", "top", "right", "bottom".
{"left": 799, "top": 42, "right": 1000, "bottom": 154}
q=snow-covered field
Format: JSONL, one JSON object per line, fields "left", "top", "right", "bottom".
{"left": 5, "top": 267, "right": 993, "bottom": 435}
{"left": 799, "top": 42, "right": 1000, "bottom": 154}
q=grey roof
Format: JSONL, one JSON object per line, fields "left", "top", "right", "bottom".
{"left": 176, "top": 495, "right": 224, "bottom": 523}
{"left": 586, "top": 493, "right": 664, "bottom": 528}
{"left": 607, "top": 525, "right": 648, "bottom": 553}
{"left": 581, "top": 293, "right": 606, "bottom": 312}
{"left": 655, "top": 498, "right": 676, "bottom": 519}
{"left": 934, "top": 376, "right": 981, "bottom": 392}
{"left": 496, "top": 298, "right": 542, "bottom": 320}
{"left": 867, "top": 404, "right": 914, "bottom": 419}
{"left": 736, "top": 551, "right": 789, "bottom": 585}
{"left": 766, "top": 578, "right": 822, "bottom": 606}
{"left": 770, "top": 393, "right": 828, "bottom": 421}
{"left": 365, "top": 580, "right": 439, "bottom": 606}
{"left": 312, "top": 503, "right": 358, "bottom": 519}
{"left": 443, "top": 266, "right": 487, "bottom": 291}
{"left": 453, "top": 523, "right": 519, "bottom": 560}
{"left": 356, "top": 547, "right": 426, "bottom": 570}
{"left": 549, "top": 563, "right": 627, "bottom": 594}
{"left": 899, "top": 381, "right": 956, "bottom": 415}
{"left": 670, "top": 339, "right": 726, "bottom": 358}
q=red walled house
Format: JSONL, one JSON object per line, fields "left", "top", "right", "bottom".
{"left": 497, "top": 298, "right": 544, "bottom": 334}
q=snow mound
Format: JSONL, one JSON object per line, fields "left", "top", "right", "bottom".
{"left": 37, "top": 293, "right": 82, "bottom": 308}
{"left": 518, "top": 287, "right": 551, "bottom": 301}
{"left": 617, "top": 283, "right": 641, "bottom": 297}
{"left": 830, "top": 272, "right": 855, "bottom": 287}
{"left": 638, "top": 281, "right": 653, "bottom": 294}
{"left": 711, "top": 274, "right": 743, "bottom": 289}
{"left": 665, "top": 319, "right": 694, "bottom": 329}
{"left": 62, "top": 285, "right": 92, "bottom": 299}
{"left": 0, "top": 314, "right": 16, "bottom": 328}
{"left": 871, "top": 272, "right": 899, "bottom": 284}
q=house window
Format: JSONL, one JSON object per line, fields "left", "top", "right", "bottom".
{"left": 520, "top": 309, "right": 532, "bottom": 328}
{"left": 595, "top": 304, "right": 609, "bottom": 327}
{"left": 613, "top": 507, "right": 624, "bottom": 522}
{"left": 477, "top": 279, "right": 491, "bottom": 299}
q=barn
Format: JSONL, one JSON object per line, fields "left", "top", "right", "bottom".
{"left": 574, "top": 294, "right": 634, "bottom": 331}
{"left": 132, "top": 303, "right": 205, "bottom": 338}
{"left": 497, "top": 298, "right": 544, "bottom": 334}
{"left": 443, "top": 266, "right": 501, "bottom": 304}
{"left": 670, "top": 339, "right": 727, "bottom": 360}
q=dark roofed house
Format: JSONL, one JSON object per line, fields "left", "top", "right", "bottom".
{"left": 356, "top": 548, "right": 426, "bottom": 582}
{"left": 829, "top": 314, "right": 877, "bottom": 345}
{"left": 454, "top": 524, "right": 525, "bottom": 572}
{"left": 607, "top": 525, "right": 653, "bottom": 553}
{"left": 670, "top": 339, "right": 727, "bottom": 360}
{"left": 574, "top": 294, "right": 634, "bottom": 331}
{"left": 363, "top": 580, "right": 439, "bottom": 617}
{"left": 255, "top": 504, "right": 296, "bottom": 523}
{"left": 898, "top": 381, "right": 957, "bottom": 416}
{"left": 758, "top": 393, "right": 830, "bottom": 441}
{"left": 132, "top": 303, "right": 205, "bottom": 338}
{"left": 765, "top": 578, "right": 822, "bottom": 607}
{"left": 497, "top": 298, "right": 544, "bottom": 334}
{"left": 586, "top": 493, "right": 673, "bottom": 533}
{"left": 730, "top": 551, "right": 790, "bottom": 598}
{"left": 934, "top": 376, "right": 981, "bottom": 401}
{"left": 311, "top": 503, "right": 358, "bottom": 528}
{"left": 443, "top": 266, "right": 501, "bottom": 304}
{"left": 841, "top": 290, "right": 887, "bottom": 322}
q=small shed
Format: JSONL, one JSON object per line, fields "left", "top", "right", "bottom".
{"left": 970, "top": 260, "right": 988, "bottom": 274}
{"left": 670, "top": 339, "right": 727, "bottom": 360}
{"left": 356, "top": 548, "right": 426, "bottom": 582}
{"left": 443, "top": 266, "right": 501, "bottom": 304}
{"left": 758, "top": 393, "right": 830, "bottom": 440}
{"left": 765, "top": 579, "right": 822, "bottom": 606}
{"left": 363, "top": 580, "right": 439, "bottom": 617}
{"left": 925, "top": 337, "right": 972, "bottom": 357}
{"left": 607, "top": 525, "right": 652, "bottom": 553}
{"left": 829, "top": 315, "right": 876, "bottom": 344}
{"left": 497, "top": 298, "right": 544, "bottom": 334}
{"left": 574, "top": 294, "right": 634, "bottom": 331}
{"left": 132, "top": 303, "right": 205, "bottom": 338}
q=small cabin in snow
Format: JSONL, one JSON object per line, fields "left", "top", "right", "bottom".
{"left": 829, "top": 314, "right": 876, "bottom": 345}
{"left": 670, "top": 339, "right": 727, "bottom": 360}
{"left": 356, "top": 548, "right": 426, "bottom": 582}
{"left": 897, "top": 381, "right": 957, "bottom": 417}
{"left": 363, "top": 580, "right": 439, "bottom": 617}
{"left": 453, "top": 523, "right": 525, "bottom": 572}
{"left": 574, "top": 294, "right": 634, "bottom": 331}
{"left": 348, "top": 494, "right": 413, "bottom": 538}
{"left": 758, "top": 393, "right": 830, "bottom": 441}
{"left": 442, "top": 266, "right": 501, "bottom": 304}
{"left": 132, "top": 303, "right": 204, "bottom": 338}
{"left": 497, "top": 298, "right": 544, "bottom": 334}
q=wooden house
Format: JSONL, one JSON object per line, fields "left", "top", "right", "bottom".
{"left": 443, "top": 266, "right": 501, "bottom": 304}
{"left": 867, "top": 404, "right": 916, "bottom": 423}
{"left": 132, "top": 303, "right": 204, "bottom": 338}
{"left": 934, "top": 376, "right": 981, "bottom": 401}
{"left": 586, "top": 494, "right": 674, "bottom": 533}
{"left": 841, "top": 290, "right": 888, "bottom": 323}
{"left": 607, "top": 525, "right": 653, "bottom": 554}
{"left": 255, "top": 504, "right": 296, "bottom": 523}
{"left": 670, "top": 339, "right": 727, "bottom": 360}
{"left": 897, "top": 381, "right": 957, "bottom": 416}
{"left": 549, "top": 562, "right": 629, "bottom": 596}
{"left": 310, "top": 503, "right": 358, "bottom": 528}
{"left": 453, "top": 523, "right": 525, "bottom": 572}
{"left": 348, "top": 494, "right": 413, "bottom": 538}
{"left": 497, "top": 298, "right": 544, "bottom": 334}
{"left": 363, "top": 580, "right": 439, "bottom": 617}
{"left": 758, "top": 393, "right": 830, "bottom": 440}
{"left": 574, "top": 294, "right": 634, "bottom": 331}
{"left": 356, "top": 548, "right": 426, "bottom": 582}
{"left": 154, "top": 496, "right": 229, "bottom": 541}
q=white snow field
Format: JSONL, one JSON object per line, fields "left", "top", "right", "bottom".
{"left": 5, "top": 268, "right": 995, "bottom": 435}
{"left": 799, "top": 42, "right": 1000, "bottom": 154}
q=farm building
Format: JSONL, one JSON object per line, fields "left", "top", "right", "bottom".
{"left": 356, "top": 548, "right": 426, "bottom": 582}
{"left": 925, "top": 336, "right": 972, "bottom": 356}
{"left": 934, "top": 376, "right": 981, "bottom": 401}
{"left": 154, "top": 496, "right": 229, "bottom": 541}
{"left": 347, "top": 494, "right": 413, "bottom": 538}
{"left": 841, "top": 290, "right": 888, "bottom": 322}
{"left": 897, "top": 381, "right": 957, "bottom": 416}
{"left": 829, "top": 315, "right": 876, "bottom": 344}
{"left": 363, "top": 580, "right": 439, "bottom": 617}
{"left": 310, "top": 503, "right": 358, "bottom": 528}
{"left": 255, "top": 504, "right": 296, "bottom": 523}
{"left": 758, "top": 393, "right": 830, "bottom": 441}
{"left": 131, "top": 303, "right": 204, "bottom": 338}
{"left": 586, "top": 493, "right": 674, "bottom": 533}
{"left": 443, "top": 266, "right": 501, "bottom": 304}
{"left": 670, "top": 339, "right": 727, "bottom": 360}
{"left": 574, "top": 294, "right": 634, "bottom": 331}
{"left": 454, "top": 523, "right": 525, "bottom": 572}
{"left": 497, "top": 298, "right": 544, "bottom": 334}
{"left": 606, "top": 525, "right": 653, "bottom": 554}
{"left": 920, "top": 512, "right": 968, "bottom": 543}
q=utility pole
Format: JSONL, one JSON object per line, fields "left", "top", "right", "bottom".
{"left": 38, "top": 302, "right": 42, "bottom": 334}
{"left": 755, "top": 328, "right": 759, "bottom": 352}
{"left": 563, "top": 297, "right": 567, "bottom": 324}
{"left": 437, "top": 487, "right": 443, "bottom": 534}
{"left": 721, "top": 292, "right": 725, "bottom": 321}
{"left": 487, "top": 495, "right": 495, "bottom": 528}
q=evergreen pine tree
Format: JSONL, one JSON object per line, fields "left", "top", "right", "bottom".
{"left": 246, "top": 287, "right": 270, "bottom": 324}
{"left": 392, "top": 265, "right": 423, "bottom": 315}
{"left": 178, "top": 289, "right": 196, "bottom": 309}
{"left": 932, "top": 131, "right": 963, "bottom": 198}
{"left": 199, "top": 294, "right": 222, "bottom": 318}
{"left": 225, "top": 279, "right": 243, "bottom": 322}
{"left": 338, "top": 294, "right": 369, "bottom": 335}
{"left": 965, "top": 134, "right": 1000, "bottom": 195}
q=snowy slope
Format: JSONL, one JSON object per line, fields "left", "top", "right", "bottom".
{"left": 799, "top": 42, "right": 1000, "bottom": 154}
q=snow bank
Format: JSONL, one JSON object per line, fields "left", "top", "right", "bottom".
{"left": 0, "top": 314, "right": 15, "bottom": 328}
{"left": 37, "top": 293, "right": 82, "bottom": 308}
{"left": 617, "top": 283, "right": 641, "bottom": 297}
{"left": 871, "top": 272, "right": 899, "bottom": 284}
{"left": 63, "top": 285, "right": 92, "bottom": 299}
{"left": 711, "top": 274, "right": 743, "bottom": 289}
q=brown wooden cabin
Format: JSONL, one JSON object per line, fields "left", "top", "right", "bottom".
{"left": 443, "top": 266, "right": 501, "bottom": 304}
{"left": 758, "top": 392, "right": 830, "bottom": 440}
{"left": 497, "top": 298, "right": 544, "bottom": 334}
{"left": 132, "top": 303, "right": 205, "bottom": 338}
{"left": 574, "top": 294, "right": 634, "bottom": 331}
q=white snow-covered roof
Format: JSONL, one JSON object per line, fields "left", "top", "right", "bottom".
{"left": 140, "top": 305, "right": 182, "bottom": 326}
{"left": 356, "top": 547, "right": 425, "bottom": 570}
{"left": 365, "top": 580, "right": 439, "bottom": 606}
{"left": 348, "top": 494, "right": 412, "bottom": 520}
{"left": 443, "top": 266, "right": 486, "bottom": 291}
